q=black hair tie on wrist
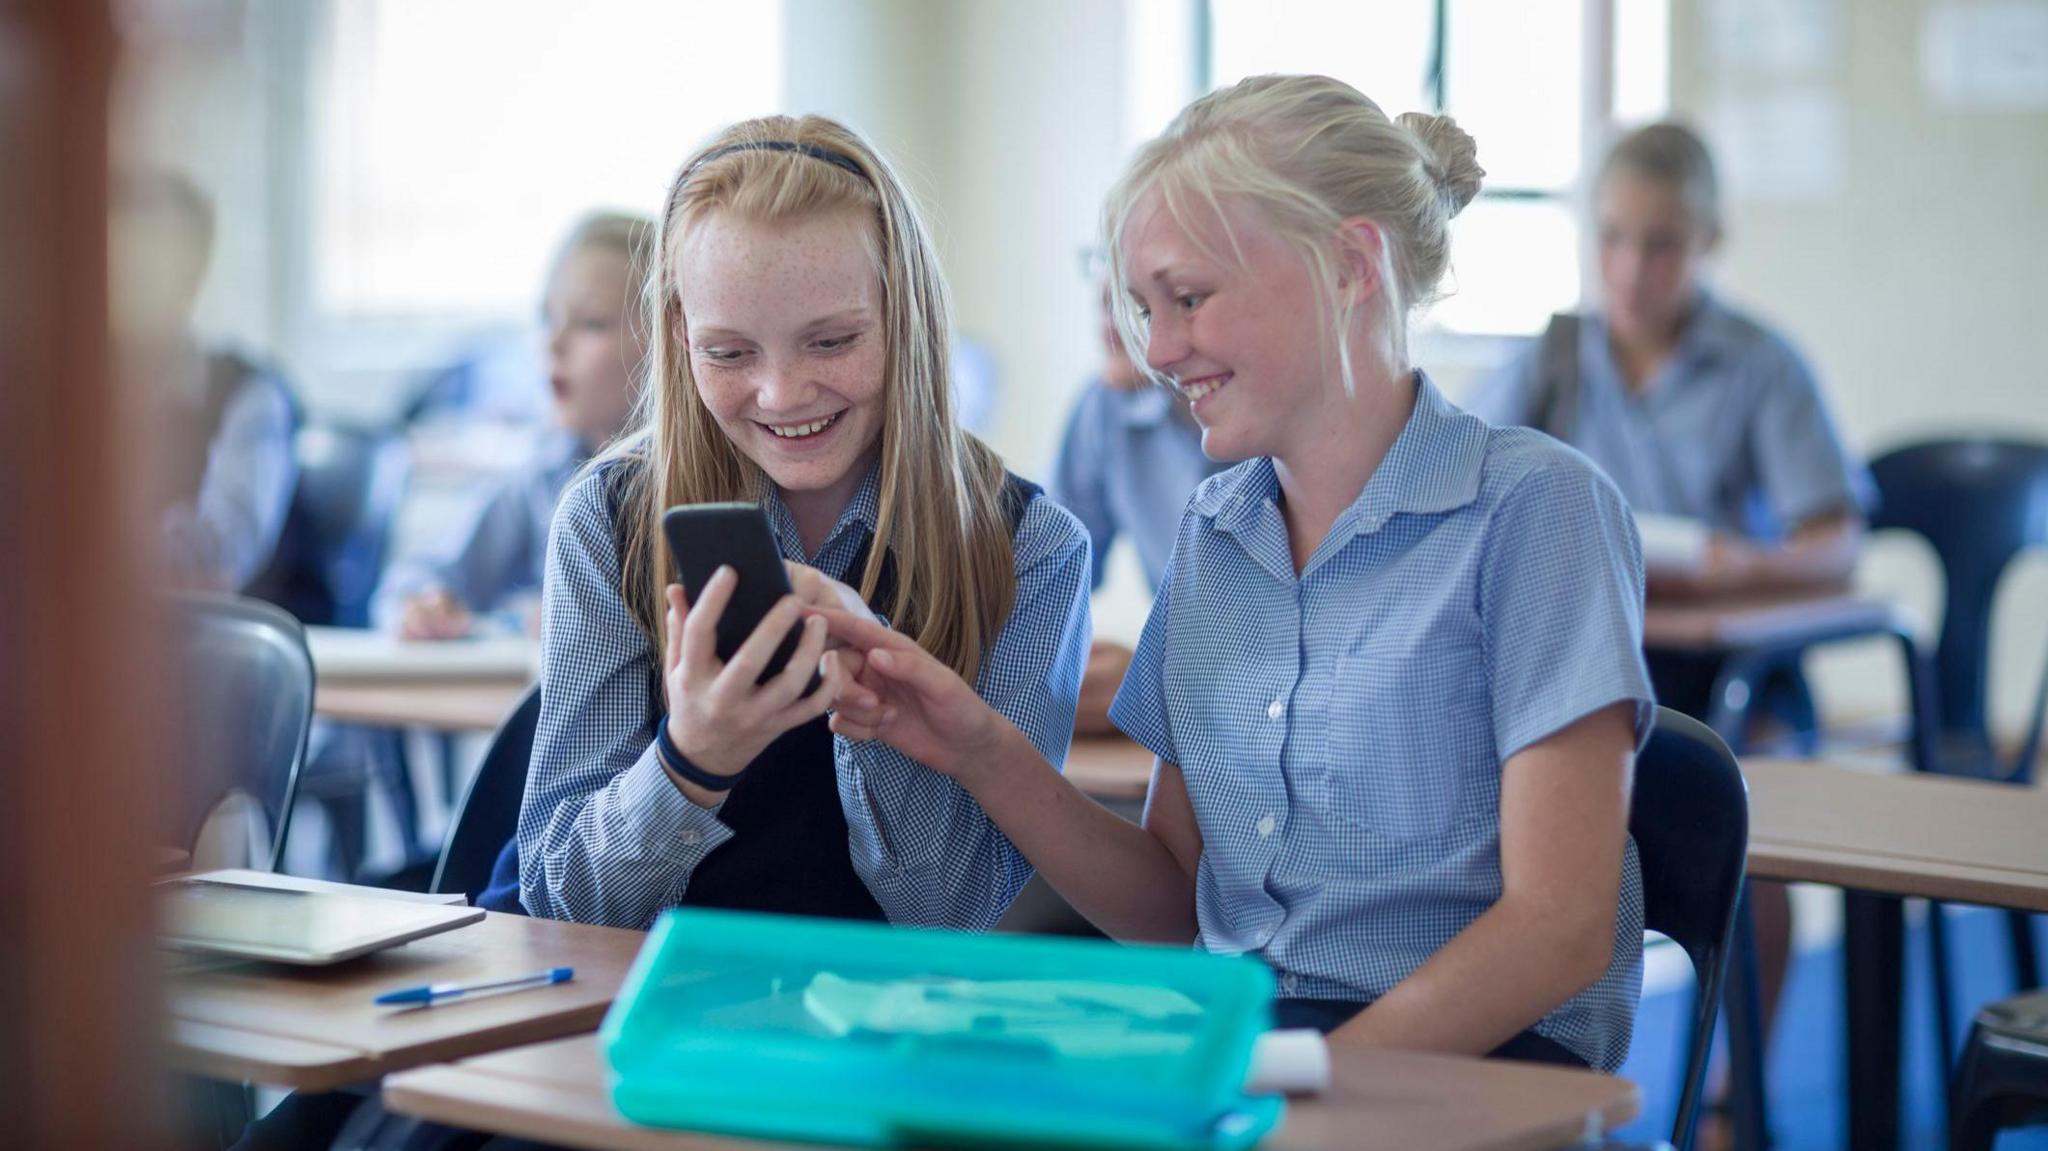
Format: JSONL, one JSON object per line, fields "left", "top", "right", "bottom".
{"left": 656, "top": 724, "right": 745, "bottom": 792}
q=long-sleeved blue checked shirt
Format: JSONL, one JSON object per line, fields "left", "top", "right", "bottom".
{"left": 519, "top": 456, "right": 1092, "bottom": 931}
{"left": 1109, "top": 373, "right": 1655, "bottom": 1072}
{"left": 371, "top": 429, "right": 586, "bottom": 630}
{"left": 158, "top": 346, "right": 297, "bottom": 592}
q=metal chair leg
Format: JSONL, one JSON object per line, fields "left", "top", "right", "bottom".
{"left": 1724, "top": 884, "right": 1772, "bottom": 1151}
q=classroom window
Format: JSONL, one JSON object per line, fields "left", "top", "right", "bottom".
{"left": 1202, "top": 0, "right": 1669, "bottom": 336}
{"left": 308, "top": 0, "right": 782, "bottom": 321}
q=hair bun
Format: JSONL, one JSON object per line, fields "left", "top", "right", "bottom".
{"left": 1396, "top": 111, "right": 1484, "bottom": 216}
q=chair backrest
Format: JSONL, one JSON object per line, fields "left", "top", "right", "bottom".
{"left": 249, "top": 423, "right": 411, "bottom": 627}
{"left": 168, "top": 593, "right": 315, "bottom": 871}
{"left": 430, "top": 684, "right": 542, "bottom": 901}
{"left": 1868, "top": 438, "right": 2048, "bottom": 749}
{"left": 1631, "top": 706, "right": 1750, "bottom": 1150}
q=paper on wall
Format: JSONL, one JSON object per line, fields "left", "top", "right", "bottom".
{"left": 1708, "top": 0, "right": 1842, "bottom": 77}
{"left": 1922, "top": 1, "right": 2048, "bottom": 109}
{"left": 1705, "top": 88, "right": 1848, "bottom": 203}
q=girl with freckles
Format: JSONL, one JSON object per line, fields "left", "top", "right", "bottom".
{"left": 517, "top": 116, "right": 1091, "bottom": 930}
{"left": 820, "top": 76, "right": 1656, "bottom": 1071}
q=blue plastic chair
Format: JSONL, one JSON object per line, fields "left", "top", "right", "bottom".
{"left": 430, "top": 684, "right": 541, "bottom": 902}
{"left": 1950, "top": 988, "right": 2048, "bottom": 1150}
{"left": 1633, "top": 707, "right": 1751, "bottom": 1151}
{"left": 1869, "top": 438, "right": 2048, "bottom": 781}
{"left": 168, "top": 592, "right": 314, "bottom": 871}
{"left": 1869, "top": 438, "right": 2048, "bottom": 1063}
{"left": 271, "top": 422, "right": 412, "bottom": 629}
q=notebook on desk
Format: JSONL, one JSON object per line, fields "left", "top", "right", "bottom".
{"left": 156, "top": 874, "right": 483, "bottom": 965}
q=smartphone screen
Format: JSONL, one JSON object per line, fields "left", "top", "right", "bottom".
{"left": 661, "top": 502, "right": 813, "bottom": 688}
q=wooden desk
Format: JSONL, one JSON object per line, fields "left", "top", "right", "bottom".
{"left": 1743, "top": 757, "right": 2048, "bottom": 910}
{"left": 164, "top": 912, "right": 644, "bottom": 1091}
{"left": 384, "top": 1032, "right": 1640, "bottom": 1151}
{"left": 314, "top": 679, "right": 530, "bottom": 733}
{"left": 1741, "top": 756, "right": 2048, "bottom": 1151}
{"left": 1640, "top": 590, "right": 1902, "bottom": 653}
{"left": 307, "top": 626, "right": 536, "bottom": 732}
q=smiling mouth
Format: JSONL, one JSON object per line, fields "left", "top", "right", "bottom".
{"left": 1179, "top": 372, "right": 1232, "bottom": 402}
{"left": 763, "top": 413, "right": 842, "bottom": 440}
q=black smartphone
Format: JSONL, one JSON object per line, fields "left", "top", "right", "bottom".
{"left": 662, "top": 502, "right": 816, "bottom": 691}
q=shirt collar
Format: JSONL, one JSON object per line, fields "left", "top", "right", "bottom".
{"left": 1671, "top": 288, "right": 1741, "bottom": 367}
{"left": 761, "top": 462, "right": 883, "bottom": 568}
{"left": 1587, "top": 287, "right": 1738, "bottom": 380}
{"left": 1193, "top": 371, "right": 1487, "bottom": 537}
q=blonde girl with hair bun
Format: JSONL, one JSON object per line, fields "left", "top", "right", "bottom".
{"left": 821, "top": 76, "right": 1655, "bottom": 1071}
{"left": 517, "top": 115, "right": 1091, "bottom": 930}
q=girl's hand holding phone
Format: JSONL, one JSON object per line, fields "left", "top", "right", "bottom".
{"left": 661, "top": 567, "right": 863, "bottom": 787}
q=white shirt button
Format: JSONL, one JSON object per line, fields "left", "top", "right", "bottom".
{"left": 680, "top": 830, "right": 702, "bottom": 846}
{"left": 1266, "top": 698, "right": 1285, "bottom": 720}
{"left": 1280, "top": 973, "right": 1299, "bottom": 995}
{"left": 1255, "top": 813, "right": 1277, "bottom": 838}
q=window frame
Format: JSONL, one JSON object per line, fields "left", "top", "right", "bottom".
{"left": 1196, "top": 0, "right": 1650, "bottom": 340}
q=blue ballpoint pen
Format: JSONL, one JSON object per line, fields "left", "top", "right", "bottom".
{"left": 375, "top": 966, "right": 574, "bottom": 1006}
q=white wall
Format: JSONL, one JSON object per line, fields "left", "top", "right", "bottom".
{"left": 113, "top": 0, "right": 284, "bottom": 359}
{"left": 1670, "top": 0, "right": 2048, "bottom": 734}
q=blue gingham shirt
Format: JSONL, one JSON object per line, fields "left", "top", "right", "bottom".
{"left": 1049, "top": 380, "right": 1227, "bottom": 591}
{"left": 158, "top": 345, "right": 297, "bottom": 592}
{"left": 1466, "top": 291, "right": 1875, "bottom": 539}
{"left": 1109, "top": 373, "right": 1654, "bottom": 1072}
{"left": 520, "top": 457, "right": 1092, "bottom": 931}
{"left": 371, "top": 429, "right": 586, "bottom": 629}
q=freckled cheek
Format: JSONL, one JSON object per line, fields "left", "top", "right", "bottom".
{"left": 823, "top": 348, "right": 889, "bottom": 412}
{"left": 690, "top": 368, "right": 755, "bottom": 427}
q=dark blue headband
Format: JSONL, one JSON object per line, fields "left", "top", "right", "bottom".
{"left": 687, "top": 140, "right": 868, "bottom": 182}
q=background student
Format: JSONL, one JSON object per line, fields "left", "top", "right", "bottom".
{"left": 1465, "top": 120, "right": 1873, "bottom": 1060}
{"left": 1049, "top": 276, "right": 1223, "bottom": 734}
{"left": 517, "top": 115, "right": 1091, "bottom": 931}
{"left": 111, "top": 168, "right": 297, "bottom": 594}
{"left": 821, "top": 75, "right": 1653, "bottom": 1073}
{"left": 371, "top": 212, "right": 654, "bottom": 639}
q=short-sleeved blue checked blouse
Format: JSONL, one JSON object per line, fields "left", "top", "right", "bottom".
{"left": 1109, "top": 372, "right": 1655, "bottom": 1072}
{"left": 1466, "top": 290, "right": 1874, "bottom": 540}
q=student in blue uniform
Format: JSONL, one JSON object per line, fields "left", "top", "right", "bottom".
{"left": 372, "top": 212, "right": 654, "bottom": 639}
{"left": 1050, "top": 279, "right": 1224, "bottom": 733}
{"left": 517, "top": 114, "right": 1090, "bottom": 931}
{"left": 1467, "top": 120, "right": 1870, "bottom": 623}
{"left": 112, "top": 168, "right": 297, "bottom": 593}
{"left": 820, "top": 75, "right": 1654, "bottom": 1071}
{"left": 1466, "top": 121, "right": 1872, "bottom": 1073}
{"left": 232, "top": 117, "right": 1091, "bottom": 1151}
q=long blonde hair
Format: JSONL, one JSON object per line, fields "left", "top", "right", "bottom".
{"left": 1103, "top": 74, "right": 1483, "bottom": 394}
{"left": 608, "top": 115, "right": 1016, "bottom": 683}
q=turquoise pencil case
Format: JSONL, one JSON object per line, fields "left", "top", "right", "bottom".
{"left": 600, "top": 908, "right": 1285, "bottom": 1149}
